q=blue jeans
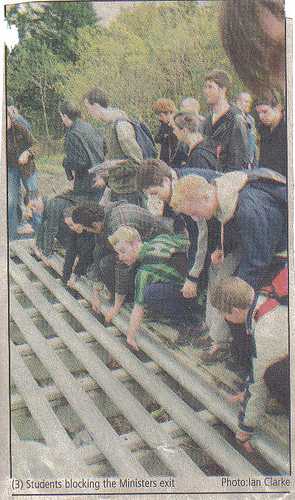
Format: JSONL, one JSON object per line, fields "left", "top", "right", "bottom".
{"left": 21, "top": 170, "right": 38, "bottom": 197}
{"left": 8, "top": 167, "right": 22, "bottom": 240}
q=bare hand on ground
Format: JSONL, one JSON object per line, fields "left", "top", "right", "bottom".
{"left": 104, "top": 306, "right": 118, "bottom": 324}
{"left": 127, "top": 336, "right": 139, "bottom": 351}
{"left": 93, "top": 176, "right": 106, "bottom": 188}
{"left": 67, "top": 277, "right": 77, "bottom": 289}
{"left": 91, "top": 296, "right": 101, "bottom": 314}
{"left": 226, "top": 391, "right": 245, "bottom": 404}
{"left": 235, "top": 431, "right": 255, "bottom": 453}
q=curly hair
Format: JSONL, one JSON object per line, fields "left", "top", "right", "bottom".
{"left": 152, "top": 98, "right": 177, "bottom": 114}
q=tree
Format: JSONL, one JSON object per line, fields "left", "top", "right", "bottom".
{"left": 6, "top": 2, "right": 97, "bottom": 62}
{"left": 62, "top": 2, "right": 243, "bottom": 132}
{"left": 7, "top": 39, "right": 66, "bottom": 139}
{"left": 6, "top": 2, "right": 97, "bottom": 138}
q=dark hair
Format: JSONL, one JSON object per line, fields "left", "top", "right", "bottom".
{"left": 59, "top": 101, "right": 81, "bottom": 121}
{"left": 220, "top": 0, "right": 285, "bottom": 93}
{"left": 254, "top": 89, "right": 281, "bottom": 108}
{"left": 174, "top": 112, "right": 203, "bottom": 134}
{"left": 84, "top": 88, "right": 109, "bottom": 108}
{"left": 71, "top": 205, "right": 105, "bottom": 226}
{"left": 137, "top": 159, "right": 172, "bottom": 191}
{"left": 205, "top": 69, "right": 231, "bottom": 90}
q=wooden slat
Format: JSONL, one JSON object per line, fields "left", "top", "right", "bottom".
{"left": 10, "top": 261, "right": 206, "bottom": 480}
{"left": 10, "top": 243, "right": 261, "bottom": 477}
{"left": 11, "top": 343, "right": 90, "bottom": 476}
{"left": 11, "top": 296, "right": 147, "bottom": 477}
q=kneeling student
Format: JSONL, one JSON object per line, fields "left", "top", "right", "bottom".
{"left": 210, "top": 275, "right": 289, "bottom": 445}
{"left": 109, "top": 226, "right": 203, "bottom": 350}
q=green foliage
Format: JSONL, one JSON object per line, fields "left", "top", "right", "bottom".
{"left": 6, "top": 2, "right": 96, "bottom": 138}
{"left": 7, "top": 38, "right": 68, "bottom": 138}
{"left": 6, "top": 2, "right": 96, "bottom": 62}
{"left": 63, "top": 2, "right": 243, "bottom": 133}
{"left": 7, "top": 1, "right": 245, "bottom": 140}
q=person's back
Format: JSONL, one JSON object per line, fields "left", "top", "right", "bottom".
{"left": 186, "top": 141, "right": 219, "bottom": 171}
{"left": 84, "top": 88, "right": 145, "bottom": 206}
{"left": 104, "top": 116, "right": 143, "bottom": 197}
{"left": 60, "top": 102, "right": 104, "bottom": 200}
{"left": 64, "top": 118, "right": 104, "bottom": 196}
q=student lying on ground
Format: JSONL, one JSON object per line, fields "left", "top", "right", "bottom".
{"left": 209, "top": 276, "right": 289, "bottom": 448}
{"left": 170, "top": 168, "right": 287, "bottom": 366}
{"left": 71, "top": 202, "right": 176, "bottom": 323}
{"left": 31, "top": 193, "right": 95, "bottom": 286}
{"left": 108, "top": 226, "right": 203, "bottom": 350}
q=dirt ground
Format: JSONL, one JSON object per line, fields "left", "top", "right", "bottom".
{"left": 37, "top": 170, "right": 73, "bottom": 198}
{"left": 36, "top": 169, "right": 163, "bottom": 215}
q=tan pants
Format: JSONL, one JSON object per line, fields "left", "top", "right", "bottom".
{"left": 206, "top": 252, "right": 241, "bottom": 347}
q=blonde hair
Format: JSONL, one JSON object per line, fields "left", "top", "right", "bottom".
{"left": 108, "top": 225, "right": 141, "bottom": 247}
{"left": 210, "top": 277, "right": 254, "bottom": 314}
{"left": 170, "top": 176, "right": 211, "bottom": 211}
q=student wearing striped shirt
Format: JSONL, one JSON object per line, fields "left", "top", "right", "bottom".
{"left": 108, "top": 226, "right": 203, "bottom": 351}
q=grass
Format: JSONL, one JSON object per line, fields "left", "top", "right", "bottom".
{"left": 36, "top": 154, "right": 64, "bottom": 174}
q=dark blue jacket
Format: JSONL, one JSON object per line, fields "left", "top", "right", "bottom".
{"left": 179, "top": 168, "right": 287, "bottom": 290}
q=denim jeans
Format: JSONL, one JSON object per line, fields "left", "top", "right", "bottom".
{"left": 8, "top": 166, "right": 22, "bottom": 240}
{"left": 21, "top": 170, "right": 38, "bottom": 197}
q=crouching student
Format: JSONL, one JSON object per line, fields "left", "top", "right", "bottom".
{"left": 210, "top": 276, "right": 289, "bottom": 445}
{"left": 31, "top": 193, "right": 94, "bottom": 286}
{"left": 108, "top": 226, "right": 203, "bottom": 350}
{"left": 137, "top": 160, "right": 221, "bottom": 312}
{"left": 71, "top": 202, "right": 175, "bottom": 322}
{"left": 170, "top": 169, "right": 287, "bottom": 365}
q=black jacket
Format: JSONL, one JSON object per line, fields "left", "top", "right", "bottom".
{"left": 257, "top": 117, "right": 287, "bottom": 177}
